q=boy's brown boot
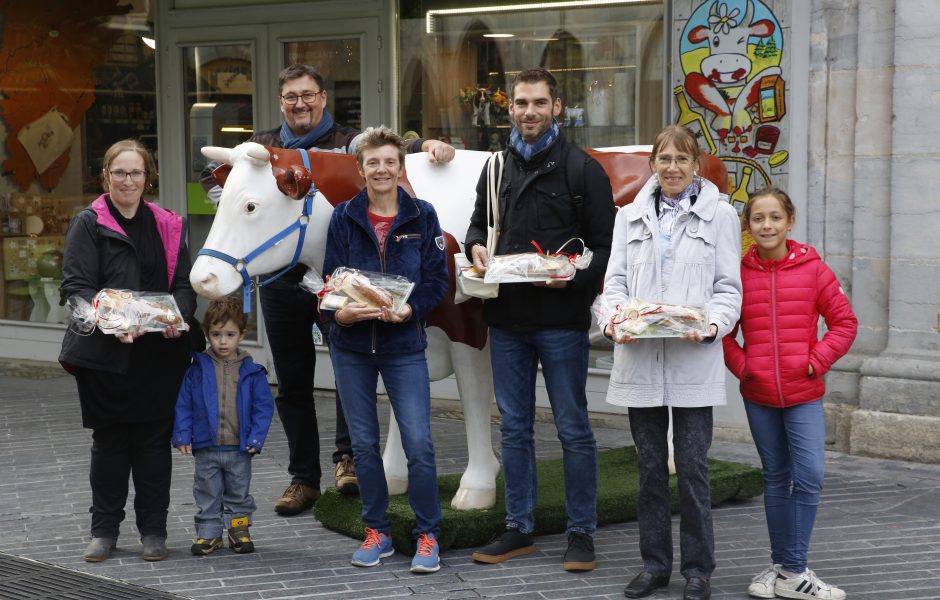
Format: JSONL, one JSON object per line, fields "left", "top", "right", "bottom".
{"left": 228, "top": 517, "right": 254, "bottom": 554}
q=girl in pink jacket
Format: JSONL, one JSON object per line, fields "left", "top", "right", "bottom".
{"left": 723, "top": 188, "right": 857, "bottom": 600}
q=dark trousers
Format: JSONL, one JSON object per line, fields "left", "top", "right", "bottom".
{"left": 629, "top": 406, "right": 715, "bottom": 579}
{"left": 89, "top": 419, "right": 173, "bottom": 539}
{"left": 260, "top": 278, "right": 352, "bottom": 488}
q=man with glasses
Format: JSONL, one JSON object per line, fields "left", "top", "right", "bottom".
{"left": 200, "top": 64, "right": 454, "bottom": 516}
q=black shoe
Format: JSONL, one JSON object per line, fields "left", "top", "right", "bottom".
{"left": 624, "top": 571, "right": 670, "bottom": 598}
{"left": 471, "top": 528, "right": 535, "bottom": 564}
{"left": 684, "top": 577, "right": 710, "bottom": 600}
{"left": 563, "top": 532, "right": 596, "bottom": 572}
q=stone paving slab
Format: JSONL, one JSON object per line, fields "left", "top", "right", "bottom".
{"left": 0, "top": 367, "right": 939, "bottom": 599}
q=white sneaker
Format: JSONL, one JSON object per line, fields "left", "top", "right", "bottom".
{"left": 748, "top": 564, "right": 781, "bottom": 598}
{"left": 775, "top": 569, "right": 846, "bottom": 600}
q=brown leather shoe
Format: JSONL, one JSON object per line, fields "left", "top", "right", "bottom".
{"left": 274, "top": 483, "right": 320, "bottom": 515}
{"left": 334, "top": 454, "right": 359, "bottom": 495}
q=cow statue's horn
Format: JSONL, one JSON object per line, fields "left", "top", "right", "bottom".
{"left": 201, "top": 146, "right": 233, "bottom": 164}
{"left": 246, "top": 145, "right": 271, "bottom": 163}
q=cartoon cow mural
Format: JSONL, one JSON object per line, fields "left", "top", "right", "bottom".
{"left": 191, "top": 143, "right": 728, "bottom": 511}
{"left": 684, "top": 0, "right": 779, "bottom": 141}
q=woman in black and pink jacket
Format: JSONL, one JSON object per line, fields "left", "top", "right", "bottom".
{"left": 60, "top": 139, "right": 197, "bottom": 564}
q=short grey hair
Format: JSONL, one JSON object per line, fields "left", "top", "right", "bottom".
{"left": 354, "top": 126, "right": 406, "bottom": 167}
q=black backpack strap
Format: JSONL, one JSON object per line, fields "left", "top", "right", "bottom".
{"left": 563, "top": 142, "right": 587, "bottom": 226}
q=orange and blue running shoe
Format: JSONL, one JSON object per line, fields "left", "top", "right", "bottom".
{"left": 351, "top": 527, "right": 394, "bottom": 567}
{"left": 410, "top": 532, "right": 440, "bottom": 573}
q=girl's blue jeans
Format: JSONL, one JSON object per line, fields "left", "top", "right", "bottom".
{"left": 745, "top": 399, "right": 826, "bottom": 573}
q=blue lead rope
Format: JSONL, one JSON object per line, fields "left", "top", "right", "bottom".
{"left": 197, "top": 149, "right": 316, "bottom": 312}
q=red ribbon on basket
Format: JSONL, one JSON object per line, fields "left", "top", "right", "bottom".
{"left": 529, "top": 240, "right": 581, "bottom": 279}
{"left": 610, "top": 303, "right": 664, "bottom": 325}
{"left": 315, "top": 274, "right": 335, "bottom": 317}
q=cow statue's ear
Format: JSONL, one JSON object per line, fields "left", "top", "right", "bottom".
{"left": 211, "top": 163, "right": 233, "bottom": 188}
{"left": 273, "top": 165, "right": 312, "bottom": 200}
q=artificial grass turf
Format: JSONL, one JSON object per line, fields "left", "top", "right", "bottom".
{"left": 313, "top": 446, "right": 763, "bottom": 554}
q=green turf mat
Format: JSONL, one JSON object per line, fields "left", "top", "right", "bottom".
{"left": 314, "top": 446, "right": 763, "bottom": 554}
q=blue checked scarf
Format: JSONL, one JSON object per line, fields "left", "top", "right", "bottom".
{"left": 508, "top": 120, "right": 560, "bottom": 162}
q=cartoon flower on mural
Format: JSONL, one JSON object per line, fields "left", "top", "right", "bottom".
{"left": 708, "top": 2, "right": 741, "bottom": 34}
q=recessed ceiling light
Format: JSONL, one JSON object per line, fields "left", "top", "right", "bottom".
{"left": 483, "top": 33, "right": 515, "bottom": 38}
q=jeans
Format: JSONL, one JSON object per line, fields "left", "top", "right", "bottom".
{"left": 192, "top": 448, "right": 256, "bottom": 539}
{"left": 89, "top": 419, "right": 173, "bottom": 539}
{"left": 260, "top": 278, "right": 352, "bottom": 489}
{"left": 629, "top": 406, "right": 715, "bottom": 579}
{"left": 744, "top": 399, "right": 826, "bottom": 573}
{"left": 330, "top": 346, "right": 441, "bottom": 537}
{"left": 489, "top": 327, "right": 598, "bottom": 535}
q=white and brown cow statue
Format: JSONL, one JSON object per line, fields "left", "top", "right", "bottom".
{"left": 191, "top": 142, "right": 728, "bottom": 511}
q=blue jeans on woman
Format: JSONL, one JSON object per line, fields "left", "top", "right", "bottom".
{"left": 330, "top": 346, "right": 441, "bottom": 538}
{"left": 192, "top": 448, "right": 256, "bottom": 539}
{"left": 744, "top": 399, "right": 826, "bottom": 573}
{"left": 489, "top": 327, "right": 598, "bottom": 535}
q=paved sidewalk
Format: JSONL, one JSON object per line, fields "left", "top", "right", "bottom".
{"left": 1, "top": 364, "right": 939, "bottom": 599}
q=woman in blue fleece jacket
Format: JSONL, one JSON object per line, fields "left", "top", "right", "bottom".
{"left": 322, "top": 126, "right": 449, "bottom": 574}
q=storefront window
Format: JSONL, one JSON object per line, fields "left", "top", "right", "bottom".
{"left": 398, "top": 0, "right": 664, "bottom": 151}
{"left": 398, "top": 0, "right": 664, "bottom": 369}
{"left": 0, "top": 3, "right": 155, "bottom": 324}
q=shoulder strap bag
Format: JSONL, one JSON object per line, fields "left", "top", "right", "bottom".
{"left": 454, "top": 151, "right": 504, "bottom": 303}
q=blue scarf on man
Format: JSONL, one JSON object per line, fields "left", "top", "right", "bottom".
{"left": 279, "top": 109, "right": 335, "bottom": 149}
{"left": 508, "top": 120, "right": 560, "bottom": 162}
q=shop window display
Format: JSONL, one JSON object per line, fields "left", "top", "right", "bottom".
{"left": 398, "top": 0, "right": 664, "bottom": 152}
{"left": 397, "top": 0, "right": 665, "bottom": 369}
{"left": 0, "top": 2, "right": 156, "bottom": 324}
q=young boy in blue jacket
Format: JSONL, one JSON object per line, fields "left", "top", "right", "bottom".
{"left": 173, "top": 296, "right": 274, "bottom": 555}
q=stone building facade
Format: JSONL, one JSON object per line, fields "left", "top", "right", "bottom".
{"left": 808, "top": 0, "right": 940, "bottom": 462}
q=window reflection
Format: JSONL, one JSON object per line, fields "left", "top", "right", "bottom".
{"left": 398, "top": 1, "right": 663, "bottom": 152}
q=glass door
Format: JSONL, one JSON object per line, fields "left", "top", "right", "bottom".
{"left": 182, "top": 41, "right": 261, "bottom": 340}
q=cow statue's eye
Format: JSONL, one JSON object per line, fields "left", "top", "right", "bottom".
{"left": 245, "top": 202, "right": 257, "bottom": 214}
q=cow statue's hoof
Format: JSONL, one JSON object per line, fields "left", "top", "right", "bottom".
{"left": 451, "top": 487, "right": 496, "bottom": 511}
{"left": 386, "top": 476, "right": 408, "bottom": 496}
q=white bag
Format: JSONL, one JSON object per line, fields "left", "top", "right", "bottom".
{"left": 455, "top": 151, "right": 504, "bottom": 303}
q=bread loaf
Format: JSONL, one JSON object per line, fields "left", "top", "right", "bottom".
{"left": 335, "top": 272, "right": 393, "bottom": 308}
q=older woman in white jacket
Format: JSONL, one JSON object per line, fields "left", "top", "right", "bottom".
{"left": 603, "top": 125, "right": 742, "bottom": 600}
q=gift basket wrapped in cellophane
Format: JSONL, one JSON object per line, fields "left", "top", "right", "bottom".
{"left": 483, "top": 238, "right": 593, "bottom": 284}
{"left": 67, "top": 289, "right": 189, "bottom": 335}
{"left": 603, "top": 297, "right": 709, "bottom": 338}
{"left": 315, "top": 267, "right": 414, "bottom": 313}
